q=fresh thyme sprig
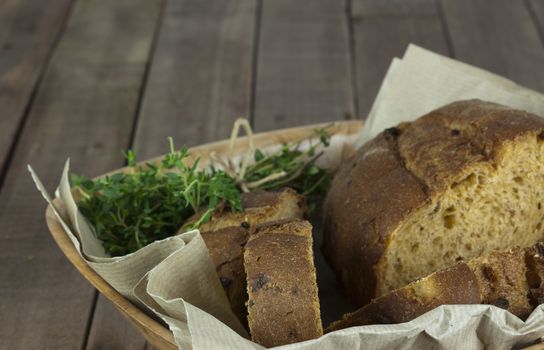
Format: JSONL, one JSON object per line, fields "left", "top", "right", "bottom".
{"left": 72, "top": 138, "right": 240, "bottom": 256}
{"left": 71, "top": 128, "right": 332, "bottom": 256}
{"left": 243, "top": 128, "right": 332, "bottom": 211}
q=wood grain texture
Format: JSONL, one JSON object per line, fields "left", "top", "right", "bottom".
{"left": 0, "top": 0, "right": 73, "bottom": 173}
{"left": 134, "top": 0, "right": 257, "bottom": 160}
{"left": 0, "top": 0, "right": 161, "bottom": 348}
{"left": 253, "top": 0, "right": 354, "bottom": 131}
{"left": 528, "top": 0, "right": 544, "bottom": 44}
{"left": 440, "top": 0, "right": 544, "bottom": 92}
{"left": 86, "top": 296, "right": 147, "bottom": 350}
{"left": 351, "top": 0, "right": 450, "bottom": 117}
{"left": 78, "top": 0, "right": 165, "bottom": 347}
{"left": 353, "top": 0, "right": 438, "bottom": 16}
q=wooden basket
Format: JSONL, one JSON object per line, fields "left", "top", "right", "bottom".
{"left": 45, "top": 121, "right": 363, "bottom": 350}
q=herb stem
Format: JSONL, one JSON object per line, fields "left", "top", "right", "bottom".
{"left": 246, "top": 171, "right": 288, "bottom": 189}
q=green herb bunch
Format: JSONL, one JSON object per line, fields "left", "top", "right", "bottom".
{"left": 72, "top": 129, "right": 332, "bottom": 256}
{"left": 71, "top": 139, "right": 241, "bottom": 256}
{"left": 243, "top": 128, "right": 332, "bottom": 211}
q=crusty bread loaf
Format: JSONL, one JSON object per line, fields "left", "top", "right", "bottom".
{"left": 327, "top": 243, "right": 544, "bottom": 332}
{"left": 324, "top": 100, "right": 544, "bottom": 306}
{"left": 244, "top": 219, "right": 323, "bottom": 347}
{"left": 192, "top": 188, "right": 307, "bottom": 325}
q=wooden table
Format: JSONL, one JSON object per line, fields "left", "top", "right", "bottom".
{"left": 1, "top": 0, "right": 543, "bottom": 349}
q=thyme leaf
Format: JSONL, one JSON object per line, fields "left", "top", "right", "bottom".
{"left": 72, "top": 128, "right": 332, "bottom": 256}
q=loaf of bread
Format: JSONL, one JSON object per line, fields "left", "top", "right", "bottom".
{"left": 193, "top": 188, "right": 307, "bottom": 325}
{"left": 244, "top": 219, "right": 323, "bottom": 347}
{"left": 327, "top": 242, "right": 544, "bottom": 332}
{"left": 324, "top": 100, "right": 544, "bottom": 306}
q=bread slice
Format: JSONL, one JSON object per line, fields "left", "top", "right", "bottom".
{"left": 327, "top": 243, "right": 544, "bottom": 332}
{"left": 324, "top": 100, "right": 544, "bottom": 305}
{"left": 244, "top": 219, "right": 323, "bottom": 347}
{"left": 192, "top": 188, "right": 307, "bottom": 325}
{"left": 193, "top": 187, "right": 307, "bottom": 232}
{"left": 201, "top": 226, "right": 249, "bottom": 325}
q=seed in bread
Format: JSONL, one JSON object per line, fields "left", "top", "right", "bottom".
{"left": 244, "top": 219, "right": 323, "bottom": 347}
{"left": 324, "top": 99, "right": 544, "bottom": 305}
{"left": 327, "top": 243, "right": 544, "bottom": 332}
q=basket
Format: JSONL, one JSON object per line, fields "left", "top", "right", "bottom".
{"left": 45, "top": 121, "right": 363, "bottom": 350}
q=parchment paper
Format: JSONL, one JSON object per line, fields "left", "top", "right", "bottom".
{"left": 28, "top": 132, "right": 355, "bottom": 350}
{"left": 355, "top": 44, "right": 544, "bottom": 147}
{"left": 30, "top": 44, "right": 544, "bottom": 349}
{"left": 29, "top": 161, "right": 248, "bottom": 346}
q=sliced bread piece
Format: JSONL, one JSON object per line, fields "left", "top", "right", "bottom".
{"left": 327, "top": 243, "right": 544, "bottom": 332}
{"left": 201, "top": 226, "right": 249, "bottom": 325}
{"left": 244, "top": 219, "right": 323, "bottom": 347}
{"left": 188, "top": 188, "right": 307, "bottom": 325}
{"left": 324, "top": 99, "right": 544, "bottom": 306}
{"left": 191, "top": 187, "right": 307, "bottom": 232}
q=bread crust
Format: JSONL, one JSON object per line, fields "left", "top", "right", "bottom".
{"left": 201, "top": 226, "right": 249, "bottom": 324}
{"left": 195, "top": 188, "right": 307, "bottom": 232}
{"left": 327, "top": 243, "right": 544, "bottom": 332}
{"left": 324, "top": 100, "right": 544, "bottom": 306}
{"left": 190, "top": 188, "right": 307, "bottom": 326}
{"left": 245, "top": 219, "right": 323, "bottom": 347}
{"left": 327, "top": 263, "right": 480, "bottom": 331}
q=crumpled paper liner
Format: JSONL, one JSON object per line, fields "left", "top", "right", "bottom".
{"left": 29, "top": 130, "right": 356, "bottom": 350}
{"left": 30, "top": 44, "right": 544, "bottom": 349}
{"left": 355, "top": 44, "right": 544, "bottom": 148}
{"left": 183, "top": 304, "right": 544, "bottom": 350}
{"left": 29, "top": 160, "right": 248, "bottom": 348}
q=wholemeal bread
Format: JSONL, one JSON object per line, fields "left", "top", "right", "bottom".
{"left": 191, "top": 188, "right": 307, "bottom": 325}
{"left": 201, "top": 226, "right": 249, "bottom": 325}
{"left": 324, "top": 100, "right": 544, "bottom": 306}
{"left": 244, "top": 219, "right": 323, "bottom": 347}
{"left": 327, "top": 242, "right": 544, "bottom": 332}
{"left": 193, "top": 188, "right": 307, "bottom": 232}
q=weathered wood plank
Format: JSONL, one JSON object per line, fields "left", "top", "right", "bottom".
{"left": 253, "top": 0, "right": 354, "bottom": 131}
{"left": 353, "top": 0, "right": 438, "bottom": 16}
{"left": 0, "top": 0, "right": 161, "bottom": 348}
{"left": 528, "top": 0, "right": 544, "bottom": 45}
{"left": 0, "top": 0, "right": 73, "bottom": 174}
{"left": 134, "top": 0, "right": 257, "bottom": 160}
{"left": 351, "top": 0, "right": 450, "bottom": 117}
{"left": 86, "top": 296, "right": 147, "bottom": 350}
{"left": 440, "top": 0, "right": 544, "bottom": 92}
{"left": 80, "top": 0, "right": 166, "bottom": 346}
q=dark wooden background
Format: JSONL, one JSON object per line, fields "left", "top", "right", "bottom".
{"left": 1, "top": 0, "right": 543, "bottom": 348}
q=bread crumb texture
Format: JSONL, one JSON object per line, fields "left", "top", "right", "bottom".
{"left": 382, "top": 115, "right": 544, "bottom": 295}
{"left": 197, "top": 188, "right": 307, "bottom": 232}
{"left": 244, "top": 220, "right": 322, "bottom": 347}
{"left": 327, "top": 243, "right": 544, "bottom": 331}
{"left": 198, "top": 189, "right": 307, "bottom": 326}
{"left": 325, "top": 100, "right": 544, "bottom": 305}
